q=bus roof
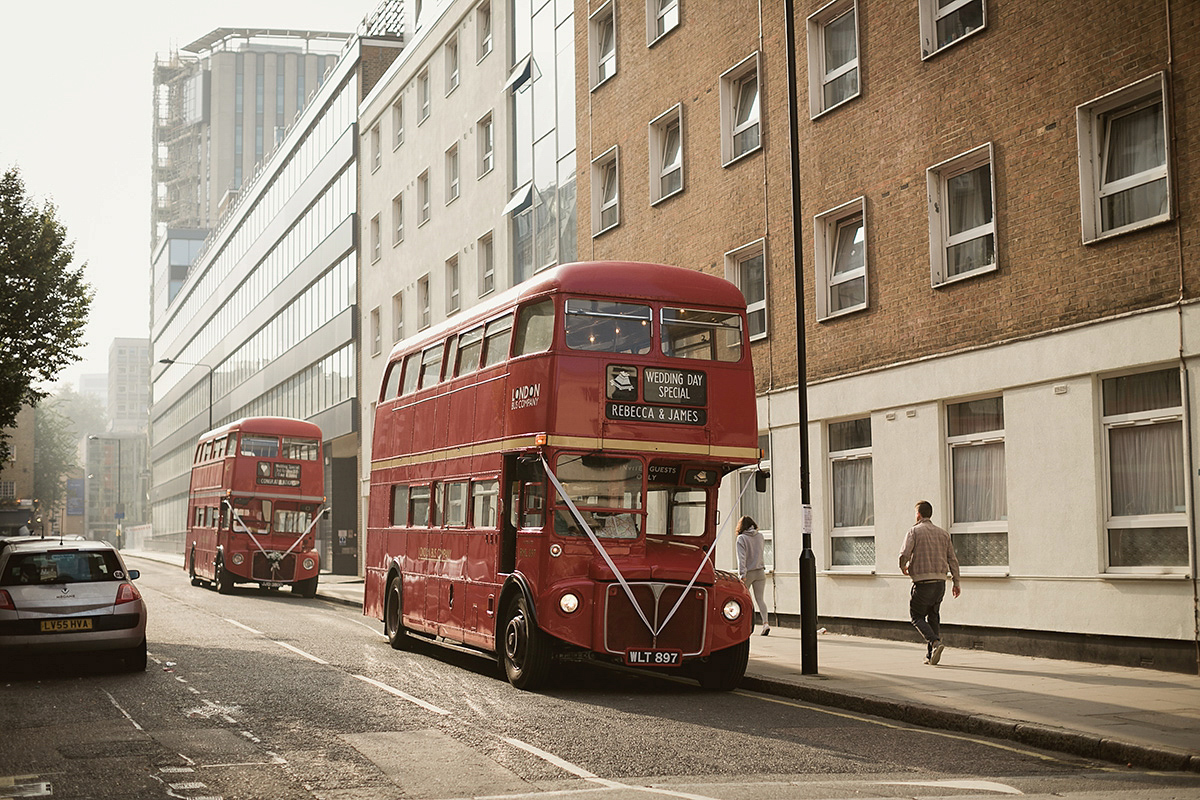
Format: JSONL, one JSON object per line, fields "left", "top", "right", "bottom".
{"left": 200, "top": 416, "right": 323, "bottom": 442}
{"left": 385, "top": 261, "right": 747, "bottom": 364}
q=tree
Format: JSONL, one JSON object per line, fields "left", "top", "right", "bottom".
{"left": 33, "top": 400, "right": 80, "bottom": 515}
{"left": 0, "top": 168, "right": 93, "bottom": 462}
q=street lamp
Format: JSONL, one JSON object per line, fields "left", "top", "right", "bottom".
{"left": 159, "top": 357, "right": 214, "bottom": 431}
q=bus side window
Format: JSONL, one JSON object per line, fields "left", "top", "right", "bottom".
{"left": 409, "top": 485, "right": 431, "bottom": 527}
{"left": 391, "top": 485, "right": 409, "bottom": 526}
{"left": 513, "top": 299, "right": 554, "bottom": 355}
{"left": 444, "top": 482, "right": 468, "bottom": 527}
{"left": 381, "top": 359, "right": 404, "bottom": 401}
{"left": 456, "top": 326, "right": 484, "bottom": 376}
{"left": 521, "top": 482, "right": 545, "bottom": 529}
{"left": 482, "top": 314, "right": 514, "bottom": 368}
{"left": 418, "top": 344, "right": 444, "bottom": 389}
{"left": 471, "top": 479, "right": 499, "bottom": 528}
{"left": 401, "top": 352, "right": 421, "bottom": 396}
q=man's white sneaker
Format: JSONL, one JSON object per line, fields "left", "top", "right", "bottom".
{"left": 929, "top": 641, "right": 945, "bottom": 665}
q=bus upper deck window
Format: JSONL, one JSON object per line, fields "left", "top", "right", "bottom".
{"left": 661, "top": 308, "right": 743, "bottom": 362}
{"left": 513, "top": 299, "right": 555, "bottom": 355}
{"left": 482, "top": 314, "right": 514, "bottom": 368}
{"left": 382, "top": 360, "right": 404, "bottom": 401}
{"left": 564, "top": 299, "right": 652, "bottom": 354}
{"left": 282, "top": 437, "right": 319, "bottom": 460}
{"left": 401, "top": 351, "right": 421, "bottom": 396}
{"left": 241, "top": 435, "right": 279, "bottom": 458}
{"left": 456, "top": 326, "right": 484, "bottom": 376}
{"left": 418, "top": 344, "right": 444, "bottom": 389}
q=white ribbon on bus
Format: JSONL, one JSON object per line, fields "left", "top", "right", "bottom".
{"left": 223, "top": 499, "right": 327, "bottom": 574}
{"left": 540, "top": 454, "right": 757, "bottom": 641}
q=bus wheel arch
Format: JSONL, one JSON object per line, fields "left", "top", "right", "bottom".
{"left": 499, "top": 577, "right": 551, "bottom": 690}
{"left": 696, "top": 638, "right": 749, "bottom": 691}
{"left": 384, "top": 570, "right": 410, "bottom": 650}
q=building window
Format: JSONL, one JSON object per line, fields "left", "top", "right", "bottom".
{"left": 1077, "top": 73, "right": 1171, "bottom": 243}
{"left": 647, "top": 0, "right": 679, "bottom": 45}
{"left": 1102, "top": 368, "right": 1188, "bottom": 573}
{"left": 928, "top": 143, "right": 996, "bottom": 286}
{"left": 370, "top": 214, "right": 382, "bottom": 263}
{"left": 590, "top": 3, "right": 616, "bottom": 89}
{"left": 370, "top": 123, "right": 382, "bottom": 172}
{"left": 725, "top": 240, "right": 766, "bottom": 340}
{"left": 445, "top": 36, "right": 460, "bottom": 95}
{"left": 370, "top": 307, "right": 382, "bottom": 356}
{"left": 947, "top": 396, "right": 1008, "bottom": 569}
{"left": 418, "top": 171, "right": 431, "bottom": 225}
{"left": 478, "top": 232, "right": 495, "bottom": 296}
{"left": 649, "top": 105, "right": 683, "bottom": 204}
{"left": 721, "top": 55, "right": 761, "bottom": 165}
{"left": 419, "top": 69, "right": 431, "bottom": 122}
{"left": 814, "top": 197, "right": 867, "bottom": 319}
{"left": 446, "top": 145, "right": 460, "bottom": 203}
{"left": 392, "top": 291, "right": 404, "bottom": 343}
{"left": 392, "top": 193, "right": 404, "bottom": 244}
{"left": 919, "top": 0, "right": 986, "bottom": 59}
{"left": 738, "top": 433, "right": 774, "bottom": 570}
{"left": 829, "top": 417, "right": 873, "bottom": 569}
{"left": 418, "top": 275, "right": 431, "bottom": 329}
{"left": 392, "top": 97, "right": 404, "bottom": 149}
{"left": 446, "top": 256, "right": 460, "bottom": 314}
{"left": 807, "top": 0, "right": 860, "bottom": 118}
{"left": 478, "top": 113, "right": 494, "bottom": 177}
{"left": 591, "top": 147, "right": 620, "bottom": 236}
{"left": 477, "top": 2, "right": 493, "bottom": 61}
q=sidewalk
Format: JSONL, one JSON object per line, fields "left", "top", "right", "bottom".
{"left": 126, "top": 552, "right": 1200, "bottom": 773}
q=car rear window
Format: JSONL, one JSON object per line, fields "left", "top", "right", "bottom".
{"left": 0, "top": 550, "right": 124, "bottom": 585}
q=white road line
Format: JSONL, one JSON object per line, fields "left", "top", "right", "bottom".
{"left": 223, "top": 618, "right": 263, "bottom": 634}
{"left": 273, "top": 641, "right": 329, "bottom": 664}
{"left": 352, "top": 674, "right": 451, "bottom": 716}
{"left": 879, "top": 779, "right": 1023, "bottom": 795}
{"left": 103, "top": 690, "right": 144, "bottom": 731}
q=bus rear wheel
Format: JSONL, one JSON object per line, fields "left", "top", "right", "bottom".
{"left": 501, "top": 594, "right": 550, "bottom": 690}
{"left": 697, "top": 639, "right": 749, "bottom": 691}
{"left": 384, "top": 575, "right": 410, "bottom": 650}
{"left": 294, "top": 575, "right": 318, "bottom": 598}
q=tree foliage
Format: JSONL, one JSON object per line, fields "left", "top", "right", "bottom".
{"left": 33, "top": 398, "right": 81, "bottom": 511}
{"left": 0, "top": 168, "right": 93, "bottom": 461}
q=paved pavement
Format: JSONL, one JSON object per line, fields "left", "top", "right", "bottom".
{"left": 125, "top": 552, "right": 1200, "bottom": 773}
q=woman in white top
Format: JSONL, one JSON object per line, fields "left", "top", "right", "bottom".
{"left": 735, "top": 515, "right": 770, "bottom": 636}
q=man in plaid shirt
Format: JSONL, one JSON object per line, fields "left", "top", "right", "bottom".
{"left": 899, "top": 500, "right": 961, "bottom": 665}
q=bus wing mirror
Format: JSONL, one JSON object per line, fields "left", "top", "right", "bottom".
{"left": 755, "top": 469, "right": 770, "bottom": 493}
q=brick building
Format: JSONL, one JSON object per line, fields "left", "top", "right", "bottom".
{"left": 578, "top": 0, "right": 1198, "bottom": 669}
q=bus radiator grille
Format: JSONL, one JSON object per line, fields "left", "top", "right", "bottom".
{"left": 603, "top": 583, "right": 707, "bottom": 656}
{"left": 252, "top": 552, "right": 297, "bottom": 581}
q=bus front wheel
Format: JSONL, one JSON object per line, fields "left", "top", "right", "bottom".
{"left": 501, "top": 594, "right": 550, "bottom": 690}
{"left": 697, "top": 639, "right": 750, "bottom": 691}
{"left": 217, "top": 562, "right": 235, "bottom": 595}
{"left": 294, "top": 575, "right": 318, "bottom": 598}
{"left": 384, "top": 575, "right": 410, "bottom": 650}
{"left": 188, "top": 548, "right": 202, "bottom": 587}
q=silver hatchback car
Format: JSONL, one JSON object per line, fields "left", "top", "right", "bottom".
{"left": 0, "top": 537, "right": 148, "bottom": 671}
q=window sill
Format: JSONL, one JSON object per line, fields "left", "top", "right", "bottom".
{"left": 933, "top": 261, "right": 997, "bottom": 288}
{"left": 1083, "top": 212, "right": 1171, "bottom": 245}
{"left": 819, "top": 303, "right": 867, "bottom": 323}
{"left": 958, "top": 568, "right": 1009, "bottom": 577}
{"left": 1100, "top": 571, "right": 1189, "bottom": 580}
{"left": 810, "top": 93, "right": 861, "bottom": 122}
{"left": 921, "top": 25, "right": 987, "bottom": 60}
{"left": 823, "top": 568, "right": 875, "bottom": 576}
{"left": 650, "top": 187, "right": 684, "bottom": 207}
{"left": 722, "top": 144, "right": 762, "bottom": 169}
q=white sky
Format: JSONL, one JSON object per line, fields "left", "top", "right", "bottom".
{"left": 0, "top": 1, "right": 364, "bottom": 390}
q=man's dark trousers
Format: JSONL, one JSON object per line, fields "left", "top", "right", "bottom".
{"left": 910, "top": 579, "right": 946, "bottom": 657}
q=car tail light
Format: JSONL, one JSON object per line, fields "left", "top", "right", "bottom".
{"left": 0, "top": 590, "right": 13, "bottom": 611}
{"left": 115, "top": 583, "right": 142, "bottom": 605}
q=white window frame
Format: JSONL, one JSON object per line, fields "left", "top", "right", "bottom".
{"left": 370, "top": 123, "right": 382, "bottom": 172}
{"left": 446, "top": 144, "right": 460, "bottom": 204}
{"left": 1077, "top": 72, "right": 1171, "bottom": 244}
{"left": 445, "top": 36, "right": 460, "bottom": 95}
{"left": 1100, "top": 367, "right": 1190, "bottom": 575}
{"left": 814, "top": 197, "right": 868, "bottom": 319}
{"left": 446, "top": 255, "right": 460, "bottom": 315}
{"left": 591, "top": 146, "right": 620, "bottom": 236}
{"left": 418, "top": 69, "right": 431, "bottom": 122}
{"left": 392, "top": 96, "right": 404, "bottom": 149}
{"left": 478, "top": 232, "right": 495, "bottom": 297}
{"left": 418, "top": 275, "right": 431, "bottom": 329}
{"left": 919, "top": 0, "right": 986, "bottom": 59}
{"left": 946, "top": 395, "right": 1009, "bottom": 573}
{"left": 589, "top": 3, "right": 617, "bottom": 90}
{"left": 418, "top": 170, "right": 431, "bottom": 225}
{"left": 647, "top": 0, "right": 679, "bottom": 46}
{"left": 392, "top": 291, "right": 404, "bottom": 343}
{"left": 927, "top": 142, "right": 997, "bottom": 287}
{"left": 370, "top": 307, "right": 382, "bottom": 356}
{"left": 720, "top": 53, "right": 762, "bottom": 166}
{"left": 648, "top": 104, "right": 684, "bottom": 205}
{"left": 369, "top": 214, "right": 381, "bottom": 263}
{"left": 827, "top": 417, "right": 874, "bottom": 572}
{"left": 807, "top": 0, "right": 860, "bottom": 119}
{"left": 477, "top": 2, "right": 493, "bottom": 62}
{"left": 478, "top": 113, "right": 494, "bottom": 177}
{"left": 392, "top": 193, "right": 404, "bottom": 245}
{"left": 724, "top": 239, "right": 767, "bottom": 341}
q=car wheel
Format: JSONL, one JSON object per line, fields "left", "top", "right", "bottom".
{"left": 123, "top": 638, "right": 148, "bottom": 672}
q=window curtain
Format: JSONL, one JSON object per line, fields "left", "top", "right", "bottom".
{"left": 823, "top": 10, "right": 858, "bottom": 107}
{"left": 952, "top": 441, "right": 1006, "bottom": 522}
{"left": 832, "top": 458, "right": 873, "bottom": 527}
{"left": 1102, "top": 101, "right": 1167, "bottom": 229}
{"left": 946, "top": 163, "right": 993, "bottom": 275}
{"left": 1109, "top": 421, "right": 1185, "bottom": 516}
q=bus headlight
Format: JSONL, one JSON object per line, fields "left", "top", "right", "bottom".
{"left": 559, "top": 592, "right": 580, "bottom": 614}
{"left": 231, "top": 553, "right": 245, "bottom": 566}
{"left": 302, "top": 557, "right": 315, "bottom": 571}
{"left": 721, "top": 598, "right": 742, "bottom": 621}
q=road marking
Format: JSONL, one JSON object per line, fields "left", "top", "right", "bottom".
{"left": 273, "top": 641, "right": 329, "bottom": 664}
{"left": 880, "top": 779, "right": 1023, "bottom": 794}
{"left": 103, "top": 690, "right": 144, "bottom": 731}
{"left": 223, "top": 618, "right": 262, "bottom": 634}
{"left": 353, "top": 675, "right": 451, "bottom": 716}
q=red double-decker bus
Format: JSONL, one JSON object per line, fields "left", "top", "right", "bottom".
{"left": 186, "top": 417, "right": 325, "bottom": 597}
{"left": 365, "top": 261, "right": 764, "bottom": 690}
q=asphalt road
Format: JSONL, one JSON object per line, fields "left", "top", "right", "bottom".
{"left": 3, "top": 556, "right": 1199, "bottom": 800}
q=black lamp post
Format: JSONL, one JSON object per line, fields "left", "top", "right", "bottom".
{"left": 159, "top": 357, "right": 214, "bottom": 431}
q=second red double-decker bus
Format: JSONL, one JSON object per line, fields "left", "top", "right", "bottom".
{"left": 365, "top": 261, "right": 764, "bottom": 690}
{"left": 186, "top": 417, "right": 325, "bottom": 597}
